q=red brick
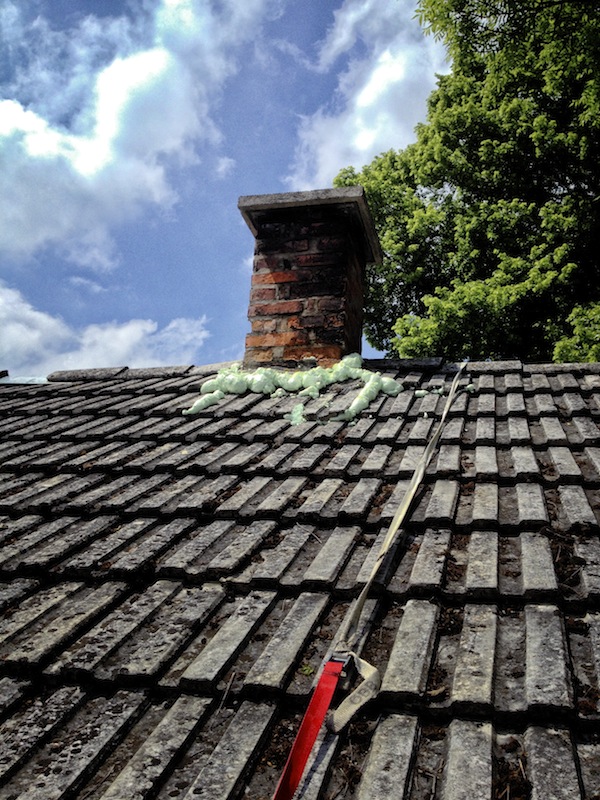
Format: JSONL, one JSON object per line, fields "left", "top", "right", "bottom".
{"left": 289, "top": 314, "right": 325, "bottom": 329}
{"left": 326, "top": 313, "right": 345, "bottom": 328}
{"left": 255, "top": 238, "right": 310, "bottom": 254}
{"left": 317, "top": 236, "right": 346, "bottom": 252}
{"left": 277, "top": 316, "right": 296, "bottom": 332}
{"left": 287, "top": 315, "right": 307, "bottom": 330}
{"left": 253, "top": 271, "right": 300, "bottom": 285}
{"left": 316, "top": 296, "right": 345, "bottom": 312}
{"left": 243, "top": 351, "right": 288, "bottom": 368}
{"left": 245, "top": 331, "right": 308, "bottom": 348}
{"left": 251, "top": 318, "right": 277, "bottom": 334}
{"left": 244, "top": 347, "right": 277, "bottom": 363}
{"left": 244, "top": 334, "right": 284, "bottom": 351}
{"left": 241, "top": 193, "right": 373, "bottom": 367}
{"left": 252, "top": 255, "right": 280, "bottom": 272}
{"left": 245, "top": 334, "right": 270, "bottom": 349}
{"left": 288, "top": 277, "right": 343, "bottom": 299}
{"left": 295, "top": 253, "right": 340, "bottom": 268}
{"left": 282, "top": 344, "right": 343, "bottom": 364}
{"left": 248, "top": 300, "right": 303, "bottom": 317}
{"left": 250, "top": 286, "right": 277, "bottom": 302}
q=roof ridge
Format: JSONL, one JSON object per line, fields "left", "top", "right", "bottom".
{"left": 45, "top": 362, "right": 242, "bottom": 383}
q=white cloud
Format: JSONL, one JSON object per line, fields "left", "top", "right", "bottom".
{"left": 0, "top": 283, "right": 73, "bottom": 373}
{"left": 215, "top": 156, "right": 236, "bottom": 179}
{"left": 69, "top": 276, "right": 107, "bottom": 294}
{"left": 316, "top": 0, "right": 377, "bottom": 71}
{"left": 0, "top": 0, "right": 276, "bottom": 268}
{"left": 0, "top": 282, "right": 210, "bottom": 376}
{"left": 286, "top": 0, "right": 449, "bottom": 189}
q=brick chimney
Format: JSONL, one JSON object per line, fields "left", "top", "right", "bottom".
{"left": 239, "top": 187, "right": 382, "bottom": 368}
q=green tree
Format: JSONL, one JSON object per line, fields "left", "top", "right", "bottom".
{"left": 335, "top": 0, "right": 600, "bottom": 361}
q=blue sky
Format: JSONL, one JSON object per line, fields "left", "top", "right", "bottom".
{"left": 0, "top": 0, "right": 447, "bottom": 376}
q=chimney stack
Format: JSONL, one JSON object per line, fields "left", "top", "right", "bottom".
{"left": 239, "top": 187, "right": 382, "bottom": 368}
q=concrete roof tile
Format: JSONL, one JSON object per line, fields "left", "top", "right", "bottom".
{"left": 5, "top": 516, "right": 117, "bottom": 573}
{"left": 94, "top": 584, "right": 224, "bottom": 683}
{"left": 301, "top": 526, "right": 358, "bottom": 587}
{"left": 2, "top": 357, "right": 600, "bottom": 798}
{"left": 47, "top": 367, "right": 128, "bottom": 382}
{"left": 1, "top": 690, "right": 145, "bottom": 797}
{"left": 0, "top": 581, "right": 126, "bottom": 667}
{"left": 89, "top": 694, "right": 211, "bottom": 799}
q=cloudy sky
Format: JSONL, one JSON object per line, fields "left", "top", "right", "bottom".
{"left": 0, "top": 0, "right": 447, "bottom": 377}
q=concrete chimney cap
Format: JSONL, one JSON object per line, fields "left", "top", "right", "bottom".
{"left": 238, "top": 186, "right": 383, "bottom": 265}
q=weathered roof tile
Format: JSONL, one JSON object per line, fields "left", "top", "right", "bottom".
{"left": 356, "top": 714, "right": 417, "bottom": 799}
{"left": 465, "top": 531, "right": 498, "bottom": 595}
{"left": 244, "top": 592, "right": 328, "bottom": 691}
{"left": 180, "top": 590, "right": 277, "bottom": 688}
{"left": 380, "top": 599, "right": 438, "bottom": 699}
{"left": 1, "top": 690, "right": 146, "bottom": 799}
{"left": 555, "top": 484, "right": 598, "bottom": 530}
{"left": 525, "top": 604, "right": 573, "bottom": 712}
{"left": 1, "top": 356, "right": 600, "bottom": 798}
{"left": 92, "top": 695, "right": 211, "bottom": 800}
{"left": 106, "top": 518, "right": 197, "bottom": 575}
{"left": 524, "top": 726, "right": 582, "bottom": 799}
{"left": 302, "top": 526, "right": 358, "bottom": 587}
{"left": 46, "top": 580, "right": 183, "bottom": 677}
{"left": 0, "top": 581, "right": 126, "bottom": 667}
{"left": 407, "top": 528, "right": 451, "bottom": 591}
{"left": 444, "top": 720, "right": 493, "bottom": 800}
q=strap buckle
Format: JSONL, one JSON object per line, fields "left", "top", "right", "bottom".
{"left": 328, "top": 651, "right": 353, "bottom": 676}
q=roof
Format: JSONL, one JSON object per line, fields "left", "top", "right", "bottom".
{"left": 1, "top": 357, "right": 600, "bottom": 799}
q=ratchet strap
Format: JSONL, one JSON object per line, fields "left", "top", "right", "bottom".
{"left": 271, "top": 657, "right": 345, "bottom": 800}
{"left": 272, "top": 361, "right": 469, "bottom": 799}
{"left": 327, "top": 360, "right": 468, "bottom": 731}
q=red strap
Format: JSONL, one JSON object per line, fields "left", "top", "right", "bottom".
{"left": 272, "top": 659, "right": 344, "bottom": 800}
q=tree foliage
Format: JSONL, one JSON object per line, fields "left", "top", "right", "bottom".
{"left": 335, "top": 0, "right": 600, "bottom": 361}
